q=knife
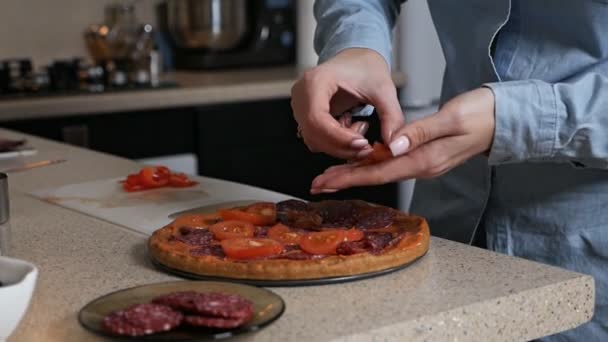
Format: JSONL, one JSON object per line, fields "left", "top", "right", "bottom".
{"left": 1, "top": 159, "right": 67, "bottom": 173}
{"left": 168, "top": 200, "right": 260, "bottom": 219}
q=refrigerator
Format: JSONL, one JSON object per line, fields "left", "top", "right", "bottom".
{"left": 395, "top": 0, "right": 445, "bottom": 211}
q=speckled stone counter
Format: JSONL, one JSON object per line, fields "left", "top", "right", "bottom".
{"left": 0, "top": 67, "right": 406, "bottom": 120}
{"left": 0, "top": 128, "right": 594, "bottom": 341}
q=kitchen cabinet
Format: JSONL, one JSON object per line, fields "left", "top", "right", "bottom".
{"left": 1, "top": 99, "right": 399, "bottom": 207}
{"left": 1, "top": 108, "right": 196, "bottom": 159}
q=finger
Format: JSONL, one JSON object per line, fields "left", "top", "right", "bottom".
{"left": 388, "top": 111, "right": 454, "bottom": 157}
{"left": 303, "top": 83, "right": 371, "bottom": 154}
{"left": 291, "top": 71, "right": 369, "bottom": 158}
{"left": 311, "top": 154, "right": 424, "bottom": 191}
{"left": 322, "top": 163, "right": 354, "bottom": 175}
{"left": 315, "top": 161, "right": 364, "bottom": 181}
{"left": 369, "top": 83, "right": 405, "bottom": 143}
{"left": 338, "top": 112, "right": 352, "bottom": 127}
{"left": 301, "top": 131, "right": 368, "bottom": 159}
{"left": 349, "top": 121, "right": 369, "bottom": 136}
{"left": 314, "top": 135, "right": 473, "bottom": 191}
{"left": 329, "top": 89, "right": 361, "bottom": 117}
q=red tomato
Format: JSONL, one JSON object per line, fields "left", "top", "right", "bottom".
{"left": 300, "top": 230, "right": 346, "bottom": 255}
{"left": 209, "top": 220, "right": 255, "bottom": 240}
{"left": 362, "top": 143, "right": 393, "bottom": 165}
{"left": 138, "top": 166, "right": 170, "bottom": 188}
{"left": 121, "top": 166, "right": 198, "bottom": 192}
{"left": 343, "top": 228, "right": 364, "bottom": 242}
{"left": 267, "top": 223, "right": 302, "bottom": 245}
{"left": 172, "top": 213, "right": 221, "bottom": 228}
{"left": 169, "top": 173, "right": 198, "bottom": 187}
{"left": 219, "top": 202, "right": 276, "bottom": 226}
{"left": 221, "top": 238, "right": 284, "bottom": 260}
{"left": 123, "top": 182, "right": 145, "bottom": 192}
{"left": 125, "top": 174, "right": 141, "bottom": 186}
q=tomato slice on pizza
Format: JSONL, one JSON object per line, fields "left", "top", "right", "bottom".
{"left": 343, "top": 228, "right": 364, "bottom": 242}
{"left": 267, "top": 223, "right": 303, "bottom": 245}
{"left": 300, "top": 231, "right": 347, "bottom": 255}
{"left": 172, "top": 213, "right": 221, "bottom": 229}
{"left": 209, "top": 220, "right": 255, "bottom": 240}
{"left": 221, "top": 238, "right": 284, "bottom": 260}
{"left": 218, "top": 202, "right": 276, "bottom": 226}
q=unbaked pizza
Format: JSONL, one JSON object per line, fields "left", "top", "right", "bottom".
{"left": 148, "top": 199, "right": 430, "bottom": 280}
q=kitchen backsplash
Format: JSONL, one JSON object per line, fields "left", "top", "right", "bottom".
{"left": 0, "top": 0, "right": 159, "bottom": 66}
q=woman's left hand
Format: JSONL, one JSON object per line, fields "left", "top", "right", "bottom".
{"left": 310, "top": 87, "right": 496, "bottom": 194}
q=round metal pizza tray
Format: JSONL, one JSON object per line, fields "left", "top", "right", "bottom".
{"left": 149, "top": 252, "right": 426, "bottom": 287}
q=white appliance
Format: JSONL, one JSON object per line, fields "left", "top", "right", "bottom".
{"left": 395, "top": 0, "right": 445, "bottom": 211}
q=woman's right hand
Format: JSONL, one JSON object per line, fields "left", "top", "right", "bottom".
{"left": 290, "top": 48, "right": 404, "bottom": 160}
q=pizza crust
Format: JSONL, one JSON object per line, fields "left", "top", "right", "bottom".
{"left": 148, "top": 206, "right": 430, "bottom": 280}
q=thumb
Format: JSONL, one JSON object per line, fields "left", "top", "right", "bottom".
{"left": 369, "top": 84, "right": 405, "bottom": 144}
{"left": 388, "top": 111, "right": 453, "bottom": 157}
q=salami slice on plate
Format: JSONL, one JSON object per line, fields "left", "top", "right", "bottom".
{"left": 101, "top": 303, "right": 183, "bottom": 337}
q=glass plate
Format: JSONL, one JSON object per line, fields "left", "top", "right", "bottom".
{"left": 78, "top": 280, "right": 285, "bottom": 341}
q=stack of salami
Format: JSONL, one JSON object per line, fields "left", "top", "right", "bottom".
{"left": 102, "top": 291, "right": 254, "bottom": 337}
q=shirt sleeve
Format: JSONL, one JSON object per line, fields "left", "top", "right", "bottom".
{"left": 313, "top": 0, "right": 404, "bottom": 67}
{"left": 484, "top": 72, "right": 608, "bottom": 169}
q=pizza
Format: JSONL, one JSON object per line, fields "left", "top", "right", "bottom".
{"left": 148, "top": 199, "right": 430, "bottom": 280}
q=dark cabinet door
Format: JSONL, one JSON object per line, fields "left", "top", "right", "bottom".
{"left": 2, "top": 108, "right": 196, "bottom": 159}
{"left": 195, "top": 100, "right": 399, "bottom": 207}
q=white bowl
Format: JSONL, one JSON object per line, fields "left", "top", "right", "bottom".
{"left": 0, "top": 256, "right": 38, "bottom": 341}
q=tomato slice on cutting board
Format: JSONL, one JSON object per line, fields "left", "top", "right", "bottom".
{"left": 267, "top": 223, "right": 303, "bottom": 245}
{"left": 300, "top": 230, "right": 346, "bottom": 255}
{"left": 120, "top": 166, "right": 198, "bottom": 192}
{"left": 172, "top": 213, "right": 221, "bottom": 228}
{"left": 209, "top": 220, "right": 255, "bottom": 240}
{"left": 139, "top": 166, "right": 171, "bottom": 187}
{"left": 221, "top": 238, "right": 284, "bottom": 260}
{"left": 169, "top": 173, "right": 198, "bottom": 187}
{"left": 219, "top": 202, "right": 276, "bottom": 226}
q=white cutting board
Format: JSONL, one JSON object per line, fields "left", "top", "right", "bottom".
{"left": 30, "top": 176, "right": 294, "bottom": 236}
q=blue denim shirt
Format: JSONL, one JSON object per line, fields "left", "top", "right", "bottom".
{"left": 314, "top": 0, "right": 608, "bottom": 340}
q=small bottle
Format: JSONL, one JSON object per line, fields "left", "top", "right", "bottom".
{"left": 0, "top": 173, "right": 10, "bottom": 256}
{"left": 149, "top": 46, "right": 161, "bottom": 87}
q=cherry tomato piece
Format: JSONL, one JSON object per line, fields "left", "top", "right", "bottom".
{"left": 138, "top": 166, "right": 170, "bottom": 188}
{"left": 221, "top": 238, "right": 284, "bottom": 260}
{"left": 300, "top": 230, "right": 346, "bottom": 255}
{"left": 172, "top": 213, "right": 222, "bottom": 228}
{"left": 209, "top": 220, "right": 255, "bottom": 240}
{"left": 343, "top": 228, "right": 365, "bottom": 242}
{"left": 219, "top": 202, "right": 276, "bottom": 226}
{"left": 169, "top": 173, "right": 198, "bottom": 187}
{"left": 267, "top": 223, "right": 303, "bottom": 245}
{"left": 361, "top": 143, "right": 393, "bottom": 165}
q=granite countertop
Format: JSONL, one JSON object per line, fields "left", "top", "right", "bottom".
{"left": 1, "top": 128, "right": 594, "bottom": 341}
{"left": 0, "top": 67, "right": 407, "bottom": 121}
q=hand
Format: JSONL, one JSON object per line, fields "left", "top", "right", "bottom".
{"left": 290, "top": 48, "right": 404, "bottom": 160}
{"left": 310, "top": 87, "right": 496, "bottom": 193}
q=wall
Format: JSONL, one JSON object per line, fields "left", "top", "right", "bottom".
{"left": 0, "top": 0, "right": 159, "bottom": 68}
